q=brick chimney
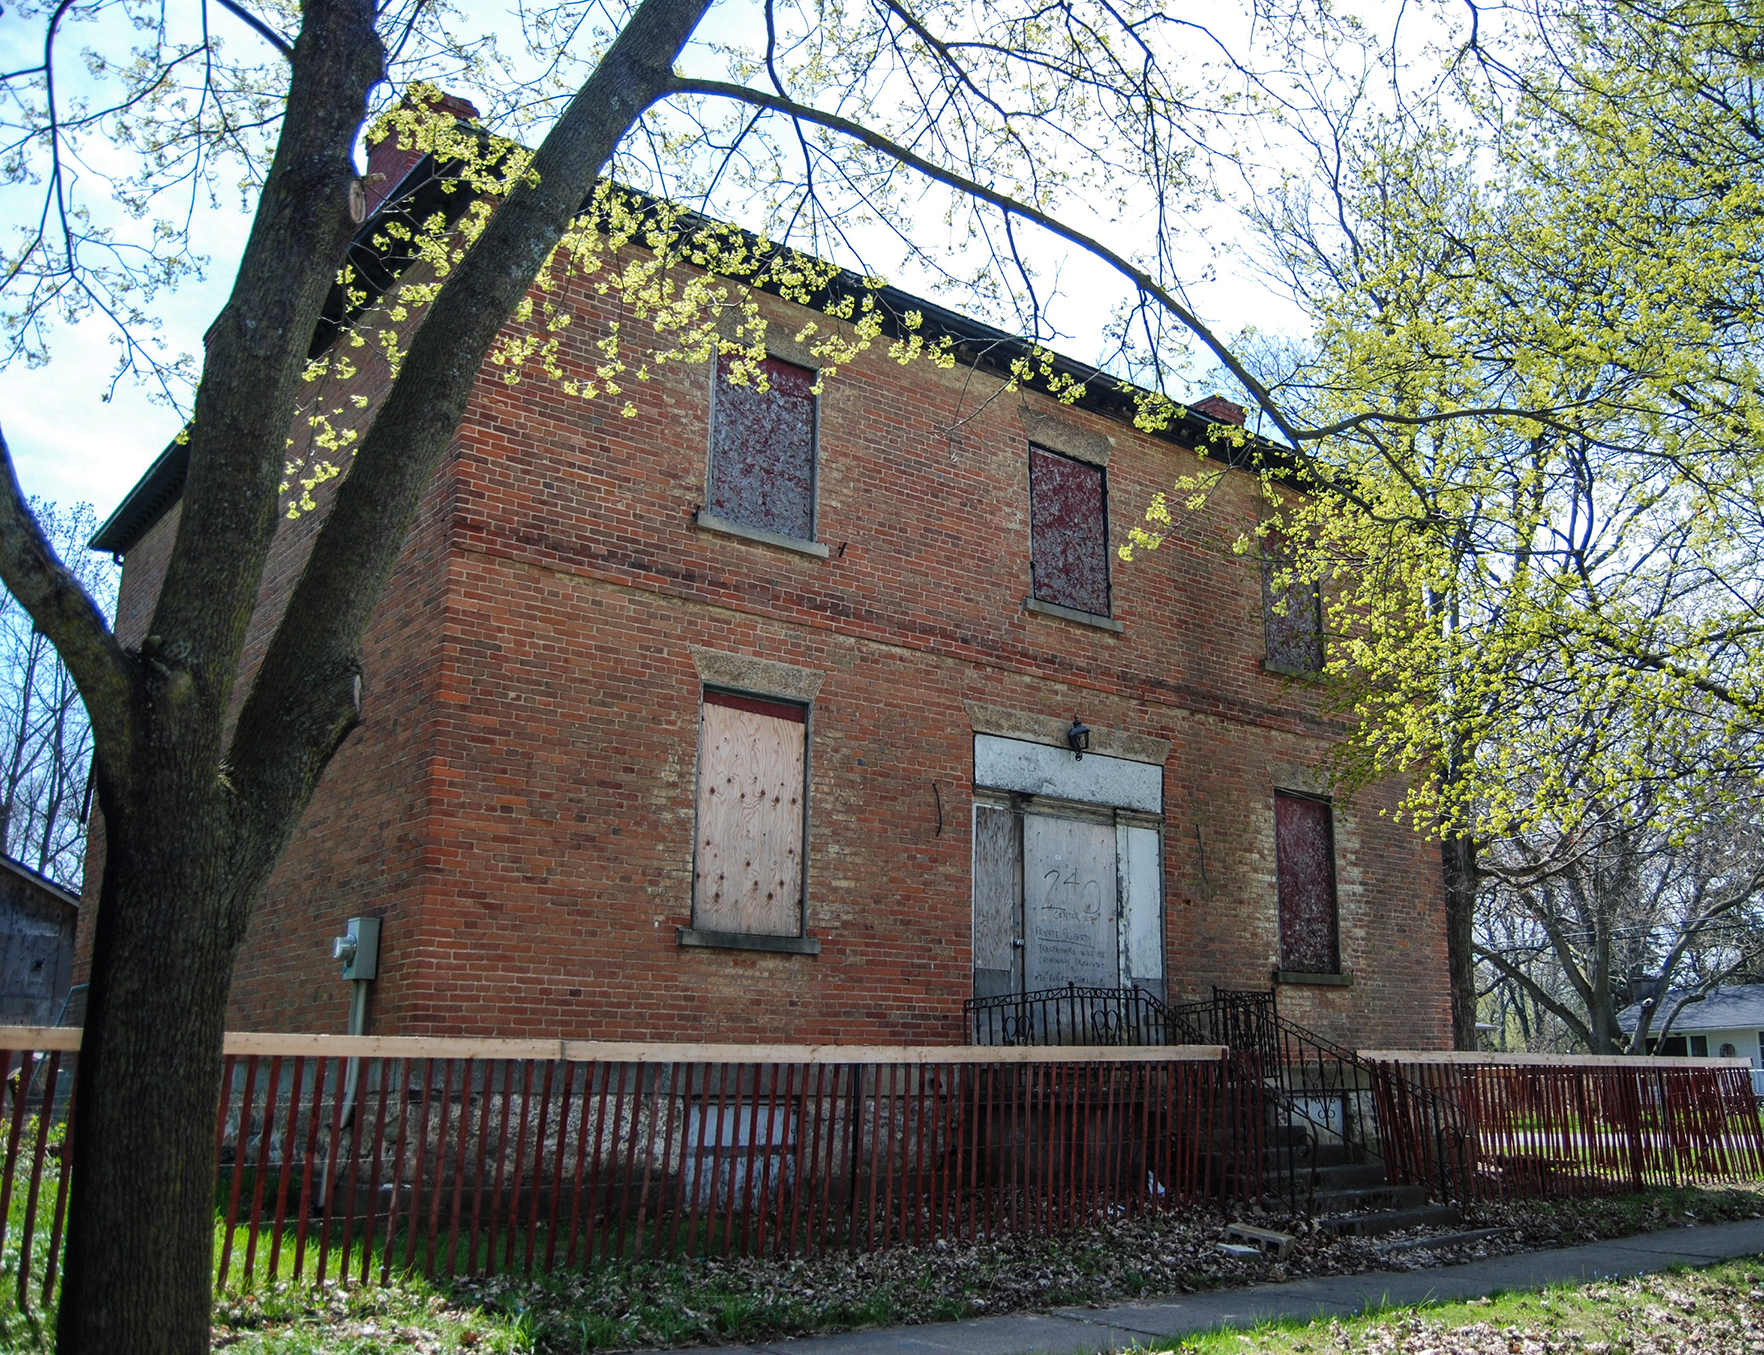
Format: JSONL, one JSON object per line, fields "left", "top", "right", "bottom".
{"left": 362, "top": 92, "right": 481, "bottom": 218}
{"left": 1193, "top": 394, "right": 1247, "bottom": 426}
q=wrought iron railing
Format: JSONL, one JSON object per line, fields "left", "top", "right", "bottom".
{"left": 964, "top": 984, "right": 1195, "bottom": 1048}
{"left": 1169, "top": 989, "right": 1471, "bottom": 1214}
{"left": 969, "top": 984, "right": 1471, "bottom": 1215}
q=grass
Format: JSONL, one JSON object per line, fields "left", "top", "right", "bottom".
{"left": 1157, "top": 1258, "right": 1764, "bottom": 1353}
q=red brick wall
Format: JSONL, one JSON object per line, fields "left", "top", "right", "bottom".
{"left": 90, "top": 263, "right": 1450, "bottom": 1052}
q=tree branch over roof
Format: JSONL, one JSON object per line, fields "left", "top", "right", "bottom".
{"left": 664, "top": 75, "right": 1310, "bottom": 448}
{"left": 227, "top": 0, "right": 717, "bottom": 828}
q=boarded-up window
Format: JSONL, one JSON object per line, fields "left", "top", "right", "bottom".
{"left": 1029, "top": 446, "right": 1110, "bottom": 615}
{"left": 1262, "top": 548, "right": 1324, "bottom": 673}
{"left": 1024, "top": 812, "right": 1120, "bottom": 989}
{"left": 971, "top": 806, "right": 1023, "bottom": 1000}
{"left": 694, "top": 690, "right": 807, "bottom": 936}
{"left": 1275, "top": 792, "right": 1338, "bottom": 974}
{"left": 707, "top": 354, "right": 816, "bottom": 540}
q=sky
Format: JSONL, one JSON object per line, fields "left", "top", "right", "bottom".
{"left": 0, "top": 0, "right": 1345, "bottom": 540}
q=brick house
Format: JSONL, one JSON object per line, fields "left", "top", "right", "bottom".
{"left": 81, "top": 156, "right": 1450, "bottom": 1051}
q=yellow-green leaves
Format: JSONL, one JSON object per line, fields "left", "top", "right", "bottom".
{"left": 1227, "top": 4, "right": 1764, "bottom": 847}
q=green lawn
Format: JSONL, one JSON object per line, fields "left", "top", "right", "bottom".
{"left": 1163, "top": 1259, "right": 1764, "bottom": 1353}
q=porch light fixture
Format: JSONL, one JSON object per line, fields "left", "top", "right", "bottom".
{"left": 1066, "top": 715, "right": 1091, "bottom": 759}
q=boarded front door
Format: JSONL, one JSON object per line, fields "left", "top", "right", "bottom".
{"left": 1023, "top": 813, "right": 1120, "bottom": 990}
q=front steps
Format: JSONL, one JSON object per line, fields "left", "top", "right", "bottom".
{"left": 1264, "top": 1124, "right": 1464, "bottom": 1237}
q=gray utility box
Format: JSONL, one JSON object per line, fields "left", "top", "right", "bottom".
{"left": 332, "top": 916, "right": 381, "bottom": 981}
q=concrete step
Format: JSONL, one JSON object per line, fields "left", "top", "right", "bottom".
{"left": 1318, "top": 1203, "right": 1463, "bottom": 1237}
{"left": 1309, "top": 1183, "right": 1430, "bottom": 1213}
{"left": 1374, "top": 1226, "right": 1507, "bottom": 1255}
{"left": 1306, "top": 1142, "right": 1362, "bottom": 1169}
{"left": 1260, "top": 1136, "right": 1362, "bottom": 1167}
{"left": 1312, "top": 1162, "right": 1389, "bottom": 1190}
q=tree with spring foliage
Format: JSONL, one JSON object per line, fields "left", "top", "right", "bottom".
{"left": 1117, "top": 0, "right": 1764, "bottom": 1048}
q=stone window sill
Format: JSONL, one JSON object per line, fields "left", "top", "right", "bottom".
{"left": 677, "top": 926, "right": 821, "bottom": 956}
{"left": 695, "top": 511, "right": 830, "bottom": 559}
{"left": 1263, "top": 659, "right": 1323, "bottom": 679}
{"left": 1274, "top": 969, "right": 1352, "bottom": 987}
{"left": 1023, "top": 596, "right": 1124, "bottom": 633}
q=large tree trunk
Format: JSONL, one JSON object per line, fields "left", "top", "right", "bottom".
{"left": 57, "top": 786, "right": 262, "bottom": 1353}
{"left": 3, "top": 0, "right": 720, "bottom": 1348}
{"left": 1442, "top": 833, "right": 1480, "bottom": 1050}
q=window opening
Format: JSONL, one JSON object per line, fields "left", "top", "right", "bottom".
{"left": 693, "top": 688, "right": 807, "bottom": 937}
{"left": 706, "top": 354, "right": 817, "bottom": 540}
{"left": 1262, "top": 543, "right": 1324, "bottom": 674}
{"left": 1029, "top": 446, "right": 1110, "bottom": 616}
{"left": 1275, "top": 791, "right": 1339, "bottom": 974}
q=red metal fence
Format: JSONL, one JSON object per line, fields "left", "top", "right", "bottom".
{"left": 2, "top": 1032, "right": 1761, "bottom": 1311}
{"left": 1365, "top": 1051, "right": 1764, "bottom": 1201}
{"left": 0, "top": 1032, "right": 1232, "bottom": 1303}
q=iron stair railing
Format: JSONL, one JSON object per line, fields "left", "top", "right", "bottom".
{"left": 1175, "top": 989, "right": 1471, "bottom": 1215}
{"left": 964, "top": 983, "right": 1194, "bottom": 1048}
{"left": 962, "top": 983, "right": 1471, "bottom": 1216}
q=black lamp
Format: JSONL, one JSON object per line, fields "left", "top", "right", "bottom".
{"left": 1066, "top": 714, "right": 1091, "bottom": 759}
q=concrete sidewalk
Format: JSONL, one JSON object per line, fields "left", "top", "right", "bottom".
{"left": 698, "top": 1218, "right": 1764, "bottom": 1355}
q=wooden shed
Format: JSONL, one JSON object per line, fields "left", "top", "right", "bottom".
{"left": 0, "top": 855, "right": 77, "bottom": 1025}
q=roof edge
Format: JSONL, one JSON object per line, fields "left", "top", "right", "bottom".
{"left": 0, "top": 852, "right": 80, "bottom": 909}
{"left": 93, "top": 178, "right": 1289, "bottom": 558}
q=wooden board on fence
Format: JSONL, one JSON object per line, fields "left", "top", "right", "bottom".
{"left": 0, "top": 1028, "right": 1227, "bottom": 1064}
{"left": 0, "top": 1027, "right": 80, "bottom": 1051}
{"left": 1361, "top": 1049, "right": 1754, "bottom": 1069}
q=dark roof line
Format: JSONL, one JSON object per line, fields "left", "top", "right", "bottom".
{"left": 0, "top": 852, "right": 80, "bottom": 909}
{"left": 93, "top": 167, "right": 1284, "bottom": 557}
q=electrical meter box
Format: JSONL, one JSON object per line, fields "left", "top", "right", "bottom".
{"left": 331, "top": 916, "right": 380, "bottom": 981}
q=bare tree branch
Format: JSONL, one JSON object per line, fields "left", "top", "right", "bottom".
{"left": 0, "top": 428, "right": 134, "bottom": 780}
{"left": 213, "top": 0, "right": 295, "bottom": 60}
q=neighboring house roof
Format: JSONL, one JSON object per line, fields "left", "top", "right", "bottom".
{"left": 1618, "top": 983, "right": 1764, "bottom": 1034}
{"left": 0, "top": 852, "right": 79, "bottom": 912}
{"left": 92, "top": 153, "right": 1287, "bottom": 557}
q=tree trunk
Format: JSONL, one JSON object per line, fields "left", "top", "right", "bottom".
{"left": 1442, "top": 833, "right": 1479, "bottom": 1050}
{"left": 28, "top": 0, "right": 719, "bottom": 1346}
{"left": 56, "top": 784, "right": 261, "bottom": 1354}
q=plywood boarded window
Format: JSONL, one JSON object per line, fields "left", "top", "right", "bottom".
{"left": 1029, "top": 446, "right": 1110, "bottom": 616}
{"left": 1275, "top": 792, "right": 1339, "bottom": 974}
{"left": 694, "top": 690, "right": 807, "bottom": 936}
{"left": 707, "top": 354, "right": 817, "bottom": 540}
{"left": 971, "top": 806, "right": 1023, "bottom": 1000}
{"left": 1262, "top": 545, "right": 1324, "bottom": 674}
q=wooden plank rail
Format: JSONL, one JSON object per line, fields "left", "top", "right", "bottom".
{"left": 0, "top": 1029, "right": 1229, "bottom": 1062}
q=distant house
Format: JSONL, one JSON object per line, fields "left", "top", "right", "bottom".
{"left": 0, "top": 855, "right": 77, "bottom": 1025}
{"left": 1619, "top": 984, "right": 1764, "bottom": 1065}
